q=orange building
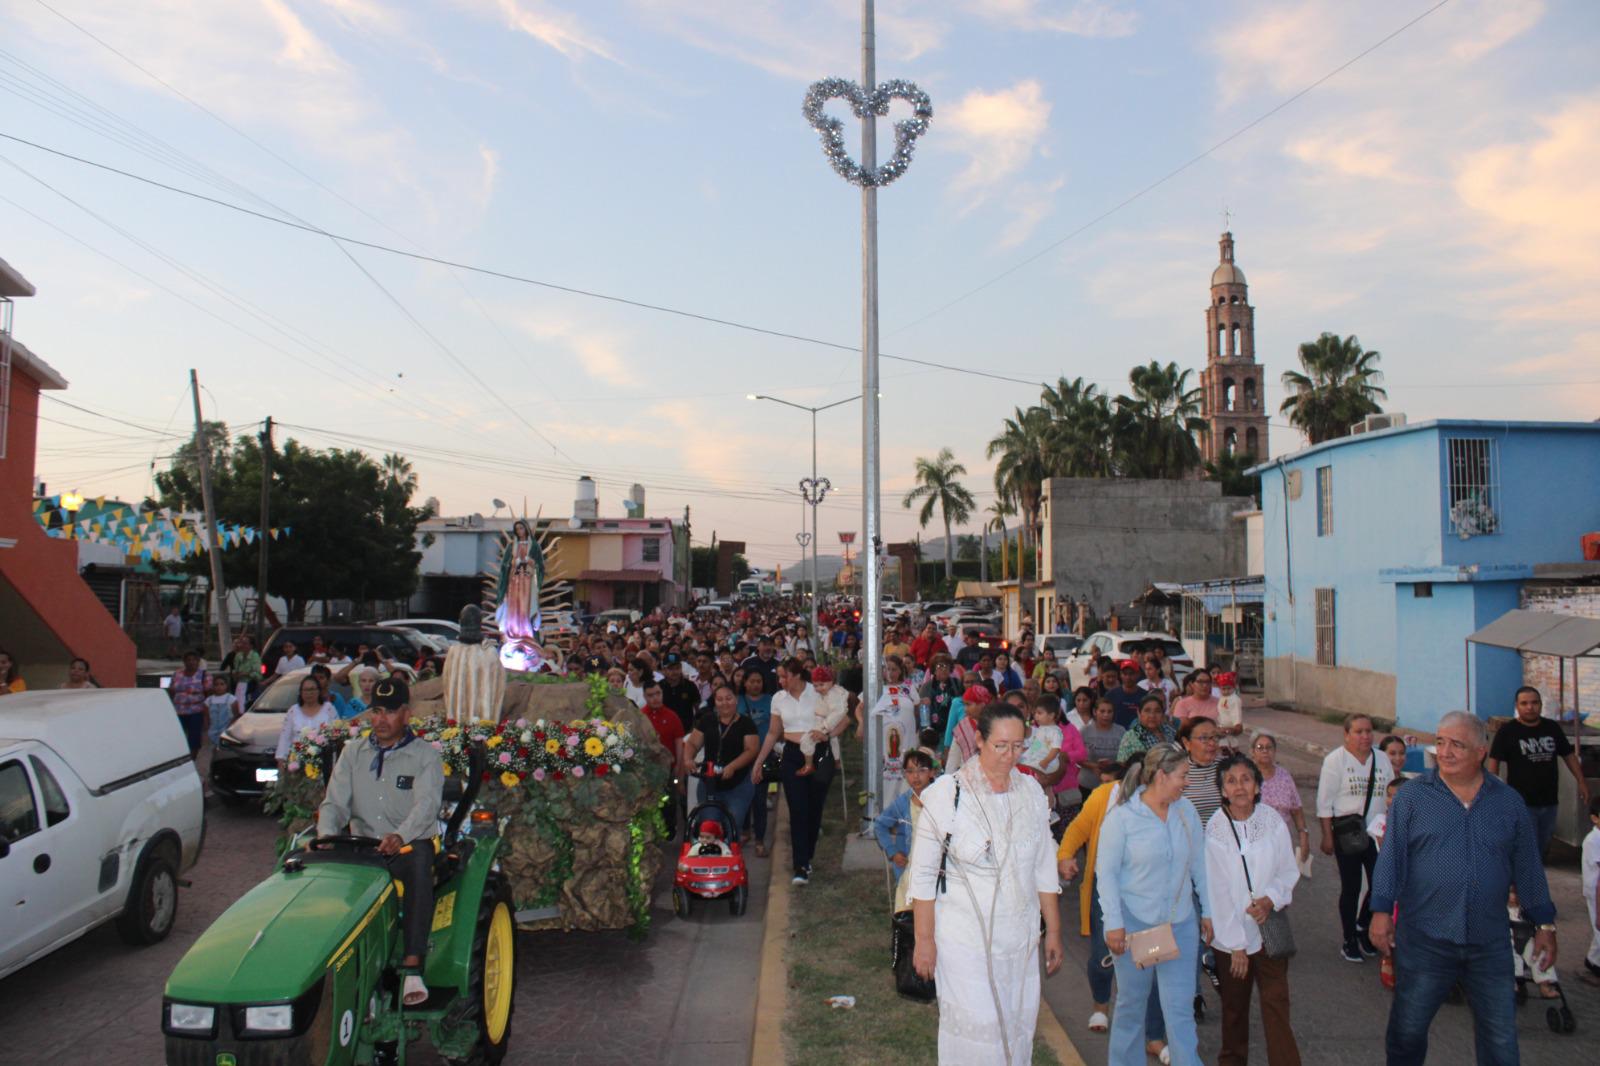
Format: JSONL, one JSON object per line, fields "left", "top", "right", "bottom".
{"left": 0, "top": 255, "right": 136, "bottom": 688}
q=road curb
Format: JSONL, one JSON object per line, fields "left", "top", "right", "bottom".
{"left": 1037, "top": 995, "right": 1088, "bottom": 1066}
{"left": 750, "top": 796, "right": 792, "bottom": 1065}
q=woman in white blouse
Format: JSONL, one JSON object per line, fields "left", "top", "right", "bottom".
{"left": 274, "top": 675, "right": 339, "bottom": 769}
{"left": 1205, "top": 753, "right": 1302, "bottom": 1066}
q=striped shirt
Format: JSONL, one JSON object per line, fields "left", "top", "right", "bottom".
{"left": 1184, "top": 760, "right": 1224, "bottom": 826}
{"left": 1371, "top": 770, "right": 1553, "bottom": 945}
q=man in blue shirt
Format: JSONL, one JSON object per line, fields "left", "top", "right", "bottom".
{"left": 1369, "top": 711, "right": 1557, "bottom": 1066}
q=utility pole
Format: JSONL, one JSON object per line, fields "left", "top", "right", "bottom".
{"left": 859, "top": 0, "right": 885, "bottom": 826}
{"left": 190, "top": 369, "right": 232, "bottom": 653}
{"left": 256, "top": 416, "right": 272, "bottom": 646}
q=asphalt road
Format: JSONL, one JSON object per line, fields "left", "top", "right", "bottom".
{"left": 0, "top": 766, "right": 769, "bottom": 1066}
{"left": 1043, "top": 744, "right": 1600, "bottom": 1065}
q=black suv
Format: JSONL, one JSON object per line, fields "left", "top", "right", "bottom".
{"left": 261, "top": 625, "right": 427, "bottom": 672}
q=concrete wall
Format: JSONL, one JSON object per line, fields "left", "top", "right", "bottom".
{"left": 1041, "top": 478, "right": 1251, "bottom": 615}
{"left": 1263, "top": 656, "right": 1396, "bottom": 719}
{"left": 1391, "top": 579, "right": 1522, "bottom": 730}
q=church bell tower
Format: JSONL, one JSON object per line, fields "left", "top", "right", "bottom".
{"left": 1201, "top": 230, "right": 1267, "bottom": 463}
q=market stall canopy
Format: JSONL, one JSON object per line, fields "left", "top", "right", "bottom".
{"left": 1178, "top": 576, "right": 1265, "bottom": 616}
{"left": 954, "top": 581, "right": 1002, "bottom": 599}
{"left": 1467, "top": 609, "right": 1600, "bottom": 658}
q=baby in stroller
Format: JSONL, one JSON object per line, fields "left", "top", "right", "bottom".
{"left": 1510, "top": 886, "right": 1576, "bottom": 1033}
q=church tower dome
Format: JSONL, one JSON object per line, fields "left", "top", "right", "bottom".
{"left": 1201, "top": 230, "right": 1268, "bottom": 464}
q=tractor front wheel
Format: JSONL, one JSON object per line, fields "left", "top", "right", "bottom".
{"left": 443, "top": 876, "right": 515, "bottom": 1066}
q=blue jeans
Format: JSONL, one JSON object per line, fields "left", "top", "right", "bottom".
{"left": 702, "top": 777, "right": 754, "bottom": 841}
{"left": 1088, "top": 878, "right": 1166, "bottom": 1041}
{"left": 1386, "top": 928, "right": 1518, "bottom": 1066}
{"left": 1109, "top": 915, "right": 1197, "bottom": 1065}
{"left": 1527, "top": 805, "right": 1557, "bottom": 859}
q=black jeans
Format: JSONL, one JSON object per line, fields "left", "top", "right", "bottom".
{"left": 780, "top": 744, "right": 834, "bottom": 875}
{"left": 1334, "top": 838, "right": 1377, "bottom": 944}
{"left": 385, "top": 840, "right": 435, "bottom": 965}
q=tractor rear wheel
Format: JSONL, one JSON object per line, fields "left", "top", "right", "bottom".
{"left": 443, "top": 876, "right": 515, "bottom": 1065}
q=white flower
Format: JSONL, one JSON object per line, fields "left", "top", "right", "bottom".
{"left": 605, "top": 734, "right": 620, "bottom": 747}
{"left": 521, "top": 731, "right": 533, "bottom": 744}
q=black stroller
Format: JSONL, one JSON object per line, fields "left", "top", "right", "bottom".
{"left": 1511, "top": 914, "right": 1576, "bottom": 1034}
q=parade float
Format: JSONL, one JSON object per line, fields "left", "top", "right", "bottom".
{"left": 268, "top": 516, "right": 671, "bottom": 937}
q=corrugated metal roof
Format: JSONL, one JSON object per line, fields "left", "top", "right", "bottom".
{"left": 1467, "top": 609, "right": 1600, "bottom": 657}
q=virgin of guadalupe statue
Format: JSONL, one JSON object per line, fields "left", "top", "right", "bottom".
{"left": 494, "top": 519, "right": 545, "bottom": 670}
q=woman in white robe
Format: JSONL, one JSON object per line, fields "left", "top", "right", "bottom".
{"left": 907, "top": 702, "right": 1064, "bottom": 1065}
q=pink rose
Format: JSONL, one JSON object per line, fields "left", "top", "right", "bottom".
{"left": 286, "top": 761, "right": 300, "bottom": 772}
{"left": 565, "top": 734, "right": 579, "bottom": 747}
{"left": 498, "top": 752, "right": 512, "bottom": 765}
{"left": 532, "top": 768, "right": 545, "bottom": 781}
{"left": 431, "top": 741, "right": 443, "bottom": 751}
{"left": 571, "top": 765, "right": 585, "bottom": 778}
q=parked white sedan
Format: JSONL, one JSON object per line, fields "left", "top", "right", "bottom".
{"left": 0, "top": 689, "right": 205, "bottom": 980}
{"left": 1062, "top": 630, "right": 1193, "bottom": 689}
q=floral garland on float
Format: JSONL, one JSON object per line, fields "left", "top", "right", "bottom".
{"left": 269, "top": 674, "right": 670, "bottom": 938}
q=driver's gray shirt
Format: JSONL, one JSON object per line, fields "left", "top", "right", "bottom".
{"left": 316, "top": 734, "right": 443, "bottom": 842}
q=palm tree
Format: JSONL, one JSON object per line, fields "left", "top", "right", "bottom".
{"left": 987, "top": 406, "right": 1052, "bottom": 571}
{"left": 1040, "top": 376, "right": 1115, "bottom": 476}
{"left": 1280, "top": 333, "right": 1388, "bottom": 443}
{"left": 902, "top": 448, "right": 977, "bottom": 580}
{"left": 985, "top": 499, "right": 1013, "bottom": 580}
{"left": 1113, "top": 360, "right": 1205, "bottom": 478}
{"left": 1204, "top": 452, "right": 1262, "bottom": 500}
{"left": 381, "top": 453, "right": 418, "bottom": 494}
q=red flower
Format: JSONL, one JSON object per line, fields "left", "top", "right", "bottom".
{"left": 594, "top": 764, "right": 609, "bottom": 776}
{"left": 446, "top": 719, "right": 457, "bottom": 727}
{"left": 481, "top": 770, "right": 492, "bottom": 781}
{"left": 533, "top": 732, "right": 546, "bottom": 742}
{"left": 517, "top": 747, "right": 530, "bottom": 758}
{"left": 518, "top": 771, "right": 527, "bottom": 780}
{"left": 552, "top": 771, "right": 565, "bottom": 781}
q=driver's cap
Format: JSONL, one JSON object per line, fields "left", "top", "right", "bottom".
{"left": 372, "top": 677, "right": 409, "bottom": 710}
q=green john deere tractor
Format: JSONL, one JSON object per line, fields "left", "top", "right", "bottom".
{"left": 162, "top": 748, "right": 514, "bottom": 1065}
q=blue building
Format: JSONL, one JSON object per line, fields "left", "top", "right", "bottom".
{"left": 1253, "top": 418, "right": 1600, "bottom": 730}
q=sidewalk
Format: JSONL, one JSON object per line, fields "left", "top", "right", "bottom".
{"left": 1241, "top": 697, "right": 1436, "bottom": 760}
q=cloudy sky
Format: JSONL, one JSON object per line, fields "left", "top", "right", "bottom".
{"left": 4, "top": 0, "right": 1596, "bottom": 568}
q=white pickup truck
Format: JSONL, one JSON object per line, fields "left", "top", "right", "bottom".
{"left": 0, "top": 689, "right": 205, "bottom": 980}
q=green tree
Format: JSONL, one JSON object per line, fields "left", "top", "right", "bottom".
{"left": 1040, "top": 376, "right": 1115, "bottom": 476}
{"left": 156, "top": 432, "right": 424, "bottom": 622}
{"left": 956, "top": 534, "right": 980, "bottom": 562}
{"left": 1204, "top": 452, "right": 1262, "bottom": 500}
{"left": 1280, "top": 332, "right": 1387, "bottom": 444}
{"left": 901, "top": 448, "right": 977, "bottom": 580}
{"left": 1113, "top": 360, "right": 1205, "bottom": 478}
{"left": 987, "top": 406, "right": 1052, "bottom": 573}
{"left": 984, "top": 499, "right": 1013, "bottom": 581}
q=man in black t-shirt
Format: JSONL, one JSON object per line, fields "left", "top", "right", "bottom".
{"left": 657, "top": 654, "right": 702, "bottom": 733}
{"left": 1486, "top": 686, "right": 1590, "bottom": 857}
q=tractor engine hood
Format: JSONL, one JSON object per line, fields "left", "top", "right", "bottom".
{"left": 166, "top": 861, "right": 396, "bottom": 1004}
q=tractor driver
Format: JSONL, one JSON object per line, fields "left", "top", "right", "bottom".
{"left": 316, "top": 677, "right": 443, "bottom": 1007}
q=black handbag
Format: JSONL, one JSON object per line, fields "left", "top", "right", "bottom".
{"left": 1225, "top": 814, "right": 1297, "bottom": 959}
{"left": 891, "top": 910, "right": 936, "bottom": 1002}
{"left": 1330, "top": 760, "right": 1377, "bottom": 857}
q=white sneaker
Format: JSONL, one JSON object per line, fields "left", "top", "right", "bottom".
{"left": 791, "top": 872, "right": 809, "bottom": 885}
{"left": 1087, "top": 1010, "right": 1108, "bottom": 1032}
{"left": 1159, "top": 1048, "right": 1171, "bottom": 1065}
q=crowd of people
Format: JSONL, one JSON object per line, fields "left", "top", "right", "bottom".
{"left": 17, "top": 590, "right": 1596, "bottom": 1065}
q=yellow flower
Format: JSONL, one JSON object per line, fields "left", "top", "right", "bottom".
{"left": 545, "top": 739, "right": 561, "bottom": 754}
{"left": 304, "top": 764, "right": 320, "bottom": 780}
{"left": 440, "top": 727, "right": 460, "bottom": 740}
{"left": 442, "top": 763, "right": 452, "bottom": 776}
{"left": 500, "top": 771, "right": 520, "bottom": 788}
{"left": 485, "top": 735, "right": 504, "bottom": 748}
{"left": 583, "top": 737, "right": 605, "bottom": 757}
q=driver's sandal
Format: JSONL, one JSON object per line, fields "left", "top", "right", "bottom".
{"left": 401, "top": 974, "right": 429, "bottom": 1007}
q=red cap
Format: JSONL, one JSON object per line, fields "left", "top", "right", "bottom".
{"left": 811, "top": 666, "right": 834, "bottom": 684}
{"left": 1214, "top": 672, "right": 1237, "bottom": 687}
{"left": 1118, "top": 659, "right": 1141, "bottom": 672}
{"left": 962, "top": 685, "right": 993, "bottom": 705}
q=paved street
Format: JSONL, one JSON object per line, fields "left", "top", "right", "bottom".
{"left": 1044, "top": 743, "right": 1600, "bottom": 1065}
{"left": 0, "top": 769, "right": 769, "bottom": 1066}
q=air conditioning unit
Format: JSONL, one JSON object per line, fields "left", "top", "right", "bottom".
{"left": 1353, "top": 412, "right": 1407, "bottom": 434}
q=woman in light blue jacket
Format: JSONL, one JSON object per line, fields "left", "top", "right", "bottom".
{"left": 1097, "top": 743, "right": 1213, "bottom": 1066}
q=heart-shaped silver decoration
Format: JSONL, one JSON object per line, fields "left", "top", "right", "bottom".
{"left": 802, "top": 77, "right": 933, "bottom": 188}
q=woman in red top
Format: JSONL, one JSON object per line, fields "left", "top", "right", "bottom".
{"left": 910, "top": 623, "right": 941, "bottom": 669}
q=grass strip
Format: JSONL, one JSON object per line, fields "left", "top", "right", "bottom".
{"left": 783, "top": 736, "right": 1061, "bottom": 1065}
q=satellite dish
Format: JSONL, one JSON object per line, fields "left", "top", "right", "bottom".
{"left": 567, "top": 516, "right": 583, "bottom": 529}
{"left": 492, "top": 498, "right": 507, "bottom": 510}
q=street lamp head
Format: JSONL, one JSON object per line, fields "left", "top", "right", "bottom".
{"left": 61, "top": 491, "right": 85, "bottom": 513}
{"left": 746, "top": 394, "right": 761, "bottom": 401}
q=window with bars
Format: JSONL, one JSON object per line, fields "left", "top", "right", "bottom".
{"left": 1446, "top": 438, "right": 1499, "bottom": 537}
{"left": 1315, "top": 466, "right": 1333, "bottom": 537}
{"left": 1314, "top": 588, "right": 1336, "bottom": 666}
{"left": 642, "top": 537, "right": 661, "bottom": 562}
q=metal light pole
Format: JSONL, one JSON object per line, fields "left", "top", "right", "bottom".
{"left": 800, "top": 0, "right": 931, "bottom": 826}
{"left": 749, "top": 393, "right": 857, "bottom": 641}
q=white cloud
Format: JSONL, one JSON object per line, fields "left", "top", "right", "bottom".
{"left": 943, "top": 80, "right": 1052, "bottom": 198}
{"left": 968, "top": 1, "right": 1138, "bottom": 38}
{"left": 508, "top": 312, "right": 636, "bottom": 388}
{"left": 477, "top": 145, "right": 501, "bottom": 208}
{"left": 477, "top": 0, "right": 618, "bottom": 62}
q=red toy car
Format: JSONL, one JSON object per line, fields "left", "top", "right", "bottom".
{"left": 673, "top": 800, "right": 749, "bottom": 917}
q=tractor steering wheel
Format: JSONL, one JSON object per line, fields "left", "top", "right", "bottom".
{"left": 311, "top": 834, "right": 384, "bottom": 851}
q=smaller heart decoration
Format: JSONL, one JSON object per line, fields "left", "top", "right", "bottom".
{"left": 802, "top": 77, "right": 933, "bottom": 188}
